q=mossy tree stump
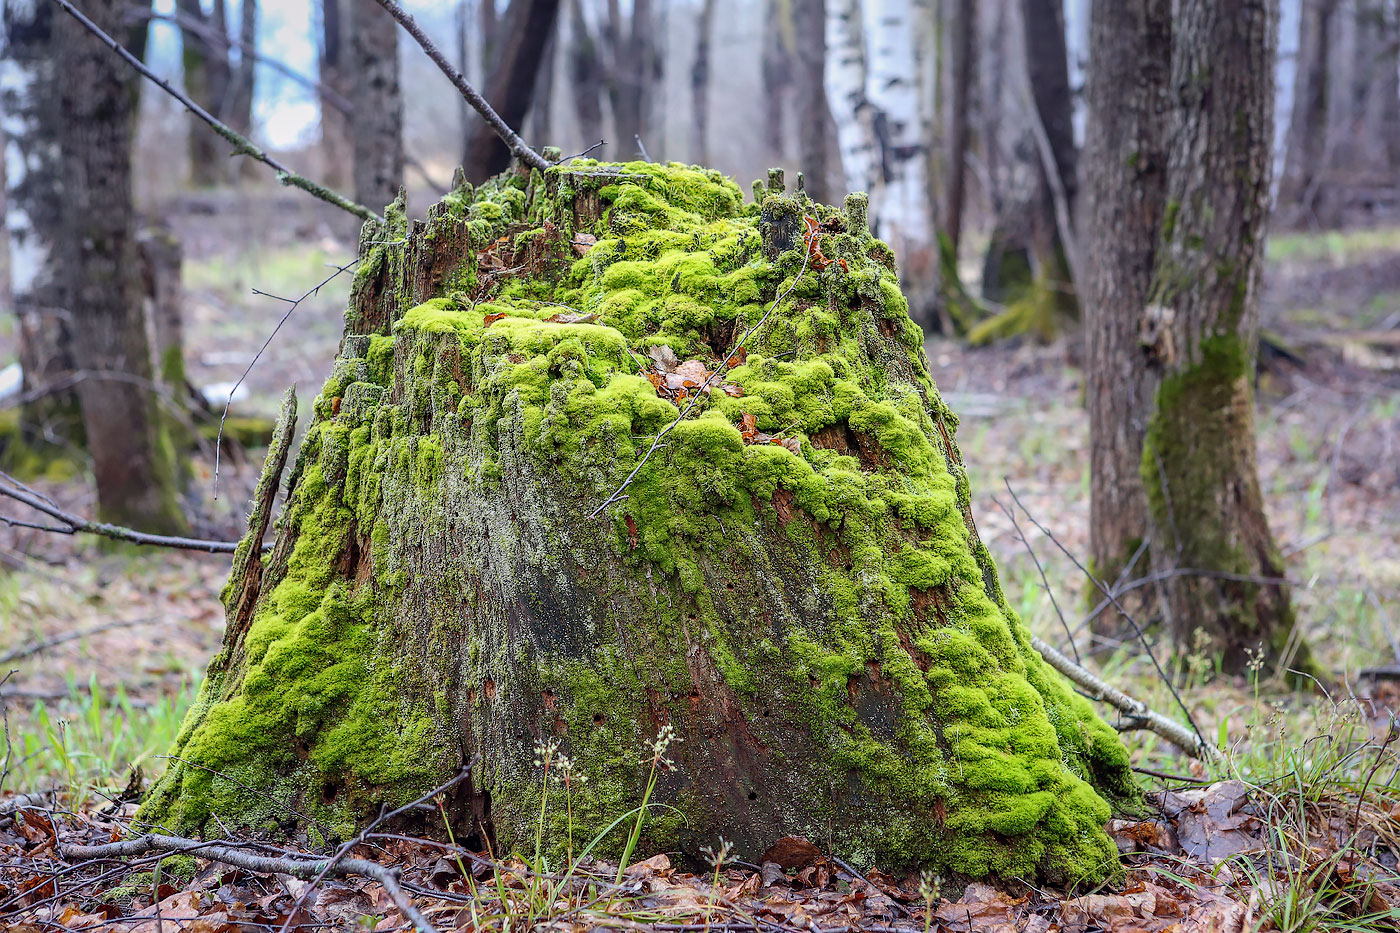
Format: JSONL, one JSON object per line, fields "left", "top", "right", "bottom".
{"left": 144, "top": 162, "right": 1137, "bottom": 884}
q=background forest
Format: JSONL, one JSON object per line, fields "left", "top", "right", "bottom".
{"left": 0, "top": 0, "right": 1398, "bottom": 930}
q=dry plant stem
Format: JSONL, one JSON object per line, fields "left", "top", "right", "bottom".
{"left": 0, "top": 471, "right": 243, "bottom": 553}
{"left": 214, "top": 259, "right": 359, "bottom": 499}
{"left": 372, "top": 0, "right": 548, "bottom": 171}
{"left": 0, "top": 671, "right": 12, "bottom": 797}
{"left": 1003, "top": 479, "right": 1212, "bottom": 753}
{"left": 591, "top": 247, "right": 813, "bottom": 518}
{"left": 993, "top": 494, "right": 1080, "bottom": 665}
{"left": 59, "top": 834, "right": 438, "bottom": 933}
{"left": 48, "top": 0, "right": 381, "bottom": 223}
{"left": 1030, "top": 635, "right": 1218, "bottom": 760}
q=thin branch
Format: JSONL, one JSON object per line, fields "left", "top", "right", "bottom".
{"left": 0, "top": 618, "right": 156, "bottom": 666}
{"left": 0, "top": 471, "right": 245, "bottom": 553}
{"left": 558, "top": 140, "right": 607, "bottom": 162}
{"left": 126, "top": 6, "right": 354, "bottom": 115}
{"left": 1030, "top": 635, "right": 1217, "bottom": 760}
{"left": 634, "top": 134, "right": 652, "bottom": 162}
{"left": 992, "top": 494, "right": 1080, "bottom": 665}
{"left": 57, "top": 834, "right": 438, "bottom": 933}
{"left": 214, "top": 258, "right": 359, "bottom": 499}
{"left": 49, "top": 0, "right": 381, "bottom": 223}
{"left": 1003, "top": 479, "right": 1212, "bottom": 755}
{"left": 590, "top": 243, "right": 813, "bottom": 518}
{"left": 0, "top": 671, "right": 13, "bottom": 797}
{"left": 373, "top": 0, "right": 549, "bottom": 171}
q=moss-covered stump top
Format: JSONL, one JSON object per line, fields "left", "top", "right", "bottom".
{"left": 143, "top": 161, "right": 1137, "bottom": 886}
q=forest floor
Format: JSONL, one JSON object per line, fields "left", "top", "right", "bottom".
{"left": 0, "top": 194, "right": 1397, "bottom": 930}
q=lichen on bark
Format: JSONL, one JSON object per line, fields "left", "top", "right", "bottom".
{"left": 144, "top": 161, "right": 1138, "bottom": 884}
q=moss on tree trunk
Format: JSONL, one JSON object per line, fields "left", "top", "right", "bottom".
{"left": 143, "top": 162, "right": 1137, "bottom": 884}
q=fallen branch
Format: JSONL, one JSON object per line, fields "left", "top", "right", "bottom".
{"left": 59, "top": 834, "right": 438, "bottom": 933}
{"left": 0, "top": 471, "right": 247, "bottom": 554}
{"left": 50, "top": 0, "right": 381, "bottom": 223}
{"left": 1030, "top": 635, "right": 1218, "bottom": 761}
{"left": 372, "top": 0, "right": 549, "bottom": 171}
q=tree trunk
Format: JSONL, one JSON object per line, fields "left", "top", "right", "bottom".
{"left": 690, "top": 0, "right": 715, "bottom": 165}
{"left": 1081, "top": 0, "right": 1171, "bottom": 636}
{"left": 58, "top": 0, "right": 186, "bottom": 534}
{"left": 1142, "top": 0, "right": 1315, "bottom": 679}
{"left": 604, "top": 0, "right": 657, "bottom": 159}
{"left": 178, "top": 0, "right": 233, "bottom": 188}
{"left": 2, "top": 0, "right": 81, "bottom": 458}
{"left": 1022, "top": 0, "right": 1077, "bottom": 216}
{"left": 761, "top": 0, "right": 794, "bottom": 161}
{"left": 527, "top": 21, "right": 557, "bottom": 149}
{"left": 567, "top": 0, "right": 605, "bottom": 149}
{"left": 463, "top": 0, "right": 561, "bottom": 183}
{"left": 142, "top": 163, "right": 1137, "bottom": 884}
{"left": 827, "top": 0, "right": 878, "bottom": 198}
{"left": 942, "top": 0, "right": 975, "bottom": 255}
{"left": 1278, "top": 0, "right": 1336, "bottom": 221}
{"left": 792, "top": 0, "right": 831, "bottom": 204}
{"left": 319, "top": 0, "right": 353, "bottom": 192}
{"left": 228, "top": 0, "right": 257, "bottom": 139}
{"left": 348, "top": 0, "right": 403, "bottom": 219}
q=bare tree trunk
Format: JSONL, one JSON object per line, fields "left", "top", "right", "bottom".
{"left": 59, "top": 0, "right": 186, "bottom": 533}
{"left": 1278, "top": 0, "right": 1336, "bottom": 221}
{"left": 1142, "top": 0, "right": 1315, "bottom": 679}
{"left": 604, "top": 0, "right": 658, "bottom": 159}
{"left": 228, "top": 0, "right": 257, "bottom": 138}
{"left": 792, "top": 0, "right": 831, "bottom": 203}
{"left": 178, "top": 0, "right": 233, "bottom": 187}
{"left": 690, "top": 0, "right": 715, "bottom": 165}
{"left": 349, "top": 0, "right": 403, "bottom": 217}
{"left": 464, "top": 0, "right": 561, "bottom": 181}
{"left": 1082, "top": 0, "right": 1171, "bottom": 636}
{"left": 761, "top": 0, "right": 794, "bottom": 161}
{"left": 827, "top": 0, "right": 878, "bottom": 198}
{"left": 319, "top": 0, "right": 353, "bottom": 191}
{"left": 1022, "top": 0, "right": 1077, "bottom": 214}
{"left": 942, "top": 0, "right": 975, "bottom": 254}
{"left": 527, "top": 23, "right": 558, "bottom": 148}
{"left": 2, "top": 0, "right": 80, "bottom": 456}
{"left": 567, "top": 0, "right": 605, "bottom": 148}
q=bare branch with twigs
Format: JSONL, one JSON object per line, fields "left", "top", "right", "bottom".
{"left": 0, "top": 471, "right": 246, "bottom": 553}
{"left": 50, "top": 0, "right": 381, "bottom": 223}
{"left": 373, "top": 0, "right": 549, "bottom": 171}
{"left": 57, "top": 833, "right": 438, "bottom": 933}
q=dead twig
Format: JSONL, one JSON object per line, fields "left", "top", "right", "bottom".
{"left": 1003, "top": 479, "right": 1212, "bottom": 756}
{"left": 992, "top": 494, "right": 1080, "bottom": 665}
{"left": 49, "top": 0, "right": 381, "bottom": 223}
{"left": 372, "top": 0, "right": 548, "bottom": 172}
{"left": 0, "top": 471, "right": 245, "bottom": 553}
{"left": 58, "top": 833, "right": 438, "bottom": 933}
{"left": 0, "top": 618, "right": 157, "bottom": 666}
{"left": 215, "top": 259, "right": 359, "bottom": 499}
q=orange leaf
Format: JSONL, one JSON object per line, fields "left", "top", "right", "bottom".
{"left": 725, "top": 346, "right": 748, "bottom": 369}
{"left": 625, "top": 515, "right": 639, "bottom": 551}
{"left": 740, "top": 412, "right": 758, "bottom": 443}
{"left": 483, "top": 312, "right": 507, "bottom": 327}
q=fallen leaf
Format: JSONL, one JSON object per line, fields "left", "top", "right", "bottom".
{"left": 740, "top": 412, "right": 758, "bottom": 443}
{"left": 760, "top": 860, "right": 787, "bottom": 887}
{"left": 648, "top": 344, "right": 680, "bottom": 373}
{"left": 625, "top": 515, "right": 639, "bottom": 551}
{"left": 545, "top": 311, "right": 599, "bottom": 324}
{"left": 675, "top": 359, "right": 711, "bottom": 383}
{"left": 725, "top": 346, "right": 748, "bottom": 369}
{"left": 624, "top": 853, "right": 672, "bottom": 879}
{"left": 483, "top": 312, "right": 507, "bottom": 327}
{"left": 763, "top": 836, "right": 822, "bottom": 871}
{"left": 572, "top": 232, "right": 597, "bottom": 256}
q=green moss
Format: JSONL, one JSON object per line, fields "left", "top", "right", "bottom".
{"left": 147, "top": 161, "right": 1136, "bottom": 884}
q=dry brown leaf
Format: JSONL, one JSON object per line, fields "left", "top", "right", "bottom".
{"left": 572, "top": 232, "right": 597, "bottom": 256}
{"left": 647, "top": 344, "right": 680, "bottom": 373}
{"left": 545, "top": 311, "right": 599, "bottom": 324}
{"left": 483, "top": 312, "right": 507, "bottom": 327}
{"left": 762, "top": 836, "right": 822, "bottom": 871}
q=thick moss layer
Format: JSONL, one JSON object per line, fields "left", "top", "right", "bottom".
{"left": 144, "top": 162, "right": 1136, "bottom": 884}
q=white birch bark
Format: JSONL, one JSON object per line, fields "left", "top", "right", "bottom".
{"left": 863, "top": 0, "right": 934, "bottom": 248}
{"left": 825, "top": 0, "right": 878, "bottom": 201}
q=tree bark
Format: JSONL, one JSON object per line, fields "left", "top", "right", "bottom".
{"left": 761, "top": 0, "right": 794, "bottom": 160}
{"left": 1081, "top": 0, "right": 1171, "bottom": 636}
{"left": 792, "top": 0, "right": 831, "bottom": 204}
{"left": 2, "top": 0, "right": 81, "bottom": 456}
{"left": 58, "top": 0, "right": 186, "bottom": 534}
{"left": 1142, "top": 0, "right": 1315, "bottom": 678}
{"left": 463, "top": 0, "right": 561, "bottom": 183}
{"left": 1278, "top": 0, "right": 1335, "bottom": 220}
{"left": 178, "top": 0, "right": 233, "bottom": 187}
{"left": 942, "top": 0, "right": 975, "bottom": 255}
{"left": 348, "top": 0, "right": 403, "bottom": 217}
{"left": 228, "top": 0, "right": 257, "bottom": 139}
{"left": 604, "top": 0, "right": 658, "bottom": 160}
{"left": 690, "top": 0, "right": 715, "bottom": 166}
{"left": 1022, "top": 0, "right": 1077, "bottom": 216}
{"left": 143, "top": 163, "right": 1137, "bottom": 885}
{"left": 319, "top": 0, "right": 353, "bottom": 192}
{"left": 567, "top": 0, "right": 605, "bottom": 149}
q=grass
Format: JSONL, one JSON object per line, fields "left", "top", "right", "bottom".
{"left": 1267, "top": 225, "right": 1400, "bottom": 264}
